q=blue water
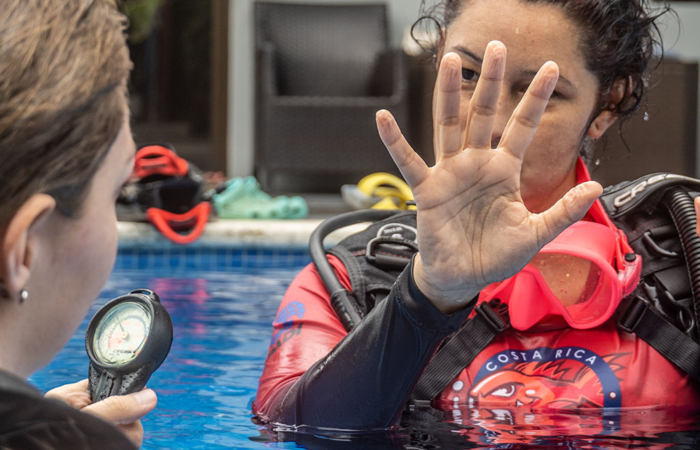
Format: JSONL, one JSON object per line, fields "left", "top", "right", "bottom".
{"left": 30, "top": 249, "right": 700, "bottom": 449}
{"left": 31, "top": 249, "right": 307, "bottom": 450}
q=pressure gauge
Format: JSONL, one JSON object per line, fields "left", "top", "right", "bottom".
{"left": 85, "top": 289, "right": 173, "bottom": 402}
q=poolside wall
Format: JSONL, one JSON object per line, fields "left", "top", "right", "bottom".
{"left": 228, "top": 0, "right": 700, "bottom": 179}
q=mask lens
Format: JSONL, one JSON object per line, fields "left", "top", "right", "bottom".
{"left": 529, "top": 253, "right": 601, "bottom": 305}
{"left": 564, "top": 272, "right": 615, "bottom": 325}
{"left": 528, "top": 253, "right": 613, "bottom": 325}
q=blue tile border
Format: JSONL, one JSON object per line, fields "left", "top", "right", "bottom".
{"left": 114, "top": 247, "right": 312, "bottom": 271}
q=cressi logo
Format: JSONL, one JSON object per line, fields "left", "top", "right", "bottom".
{"left": 377, "top": 223, "right": 418, "bottom": 242}
{"left": 613, "top": 173, "right": 684, "bottom": 208}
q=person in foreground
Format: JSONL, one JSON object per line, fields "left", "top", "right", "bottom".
{"left": 0, "top": 1, "right": 154, "bottom": 448}
{"left": 254, "top": 0, "right": 700, "bottom": 441}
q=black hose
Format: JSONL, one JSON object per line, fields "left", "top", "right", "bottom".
{"left": 664, "top": 187, "right": 700, "bottom": 340}
{"left": 309, "top": 209, "right": 398, "bottom": 331}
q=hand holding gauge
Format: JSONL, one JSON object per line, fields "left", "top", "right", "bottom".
{"left": 85, "top": 289, "right": 173, "bottom": 401}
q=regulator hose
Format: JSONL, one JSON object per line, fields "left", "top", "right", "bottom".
{"left": 309, "top": 209, "right": 398, "bottom": 331}
{"left": 664, "top": 187, "right": 700, "bottom": 340}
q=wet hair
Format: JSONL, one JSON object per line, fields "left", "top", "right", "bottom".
{"left": 0, "top": 0, "right": 132, "bottom": 232}
{"left": 413, "top": 0, "right": 671, "bottom": 120}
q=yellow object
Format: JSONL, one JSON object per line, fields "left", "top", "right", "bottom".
{"left": 356, "top": 172, "right": 416, "bottom": 210}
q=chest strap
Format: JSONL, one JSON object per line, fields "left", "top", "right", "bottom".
{"left": 411, "top": 299, "right": 510, "bottom": 405}
{"left": 619, "top": 296, "right": 700, "bottom": 384}
{"left": 412, "top": 294, "right": 700, "bottom": 405}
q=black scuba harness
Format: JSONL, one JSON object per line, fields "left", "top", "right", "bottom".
{"left": 310, "top": 173, "right": 700, "bottom": 406}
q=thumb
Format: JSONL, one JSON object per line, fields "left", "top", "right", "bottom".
{"left": 535, "top": 181, "right": 603, "bottom": 245}
{"left": 82, "top": 389, "right": 157, "bottom": 425}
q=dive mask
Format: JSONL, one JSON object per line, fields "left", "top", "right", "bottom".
{"left": 118, "top": 144, "right": 212, "bottom": 245}
{"left": 479, "top": 221, "right": 642, "bottom": 330}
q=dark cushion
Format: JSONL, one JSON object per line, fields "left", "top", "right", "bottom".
{"left": 256, "top": 3, "right": 388, "bottom": 97}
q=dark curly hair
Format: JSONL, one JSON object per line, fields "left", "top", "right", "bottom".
{"left": 413, "top": 0, "right": 672, "bottom": 121}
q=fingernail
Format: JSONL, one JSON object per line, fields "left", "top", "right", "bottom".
{"left": 486, "top": 48, "right": 505, "bottom": 74}
{"left": 133, "top": 389, "right": 156, "bottom": 405}
{"left": 488, "top": 41, "right": 505, "bottom": 57}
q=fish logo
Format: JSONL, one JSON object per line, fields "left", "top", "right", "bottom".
{"left": 470, "top": 347, "right": 626, "bottom": 409}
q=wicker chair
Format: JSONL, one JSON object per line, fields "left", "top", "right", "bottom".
{"left": 255, "top": 2, "right": 409, "bottom": 191}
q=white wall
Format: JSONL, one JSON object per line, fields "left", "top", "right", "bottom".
{"left": 228, "top": 0, "right": 700, "bottom": 177}
{"left": 658, "top": 2, "right": 700, "bottom": 175}
{"left": 228, "top": 0, "right": 423, "bottom": 177}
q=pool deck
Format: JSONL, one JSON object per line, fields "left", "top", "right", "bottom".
{"left": 117, "top": 219, "right": 368, "bottom": 250}
{"left": 117, "top": 194, "right": 402, "bottom": 250}
{"left": 117, "top": 194, "right": 382, "bottom": 250}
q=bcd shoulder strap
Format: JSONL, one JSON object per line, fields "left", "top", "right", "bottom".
{"left": 328, "top": 212, "right": 419, "bottom": 316}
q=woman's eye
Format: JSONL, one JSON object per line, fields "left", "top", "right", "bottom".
{"left": 462, "top": 68, "right": 479, "bottom": 83}
{"left": 518, "top": 84, "right": 563, "bottom": 100}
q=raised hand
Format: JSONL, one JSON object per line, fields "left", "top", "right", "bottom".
{"left": 376, "top": 41, "right": 602, "bottom": 314}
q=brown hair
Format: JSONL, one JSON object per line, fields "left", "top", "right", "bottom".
{"left": 0, "top": 0, "right": 132, "bottom": 231}
{"left": 414, "top": 0, "right": 671, "bottom": 119}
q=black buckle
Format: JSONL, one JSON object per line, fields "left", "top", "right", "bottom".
{"left": 365, "top": 236, "right": 419, "bottom": 267}
{"left": 475, "top": 299, "right": 510, "bottom": 333}
{"left": 618, "top": 296, "right": 648, "bottom": 333}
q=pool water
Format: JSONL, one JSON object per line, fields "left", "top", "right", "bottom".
{"left": 31, "top": 249, "right": 306, "bottom": 450}
{"left": 30, "top": 249, "right": 700, "bottom": 449}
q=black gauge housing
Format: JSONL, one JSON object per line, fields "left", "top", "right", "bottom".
{"left": 85, "top": 289, "right": 173, "bottom": 401}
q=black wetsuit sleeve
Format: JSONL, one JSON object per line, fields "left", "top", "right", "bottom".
{"left": 0, "top": 392, "right": 137, "bottom": 450}
{"left": 270, "top": 258, "right": 475, "bottom": 429}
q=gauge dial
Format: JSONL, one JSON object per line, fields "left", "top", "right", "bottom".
{"left": 93, "top": 302, "right": 151, "bottom": 366}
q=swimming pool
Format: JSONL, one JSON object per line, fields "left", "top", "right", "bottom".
{"left": 30, "top": 246, "right": 700, "bottom": 449}
{"left": 31, "top": 247, "right": 308, "bottom": 450}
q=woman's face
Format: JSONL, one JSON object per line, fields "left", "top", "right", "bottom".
{"left": 436, "top": 0, "right": 602, "bottom": 212}
{"left": 23, "top": 118, "right": 135, "bottom": 372}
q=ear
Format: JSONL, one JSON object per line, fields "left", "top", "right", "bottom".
{"left": 587, "top": 78, "right": 630, "bottom": 140}
{"left": 1, "top": 194, "right": 55, "bottom": 298}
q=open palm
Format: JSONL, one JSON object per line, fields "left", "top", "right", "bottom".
{"left": 376, "top": 42, "right": 602, "bottom": 313}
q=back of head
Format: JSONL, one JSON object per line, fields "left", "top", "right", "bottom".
{"left": 0, "top": 0, "right": 132, "bottom": 232}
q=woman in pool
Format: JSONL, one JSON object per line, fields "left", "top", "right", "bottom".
{"left": 255, "top": 0, "right": 697, "bottom": 435}
{"left": 0, "top": 1, "right": 154, "bottom": 448}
